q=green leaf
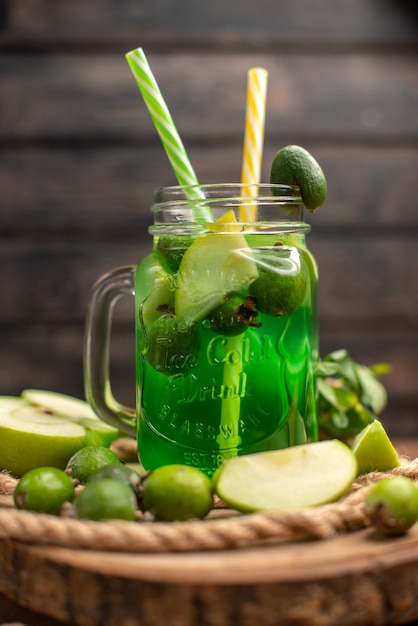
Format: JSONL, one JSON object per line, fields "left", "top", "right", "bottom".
{"left": 316, "top": 378, "right": 344, "bottom": 411}
{"left": 315, "top": 361, "right": 339, "bottom": 377}
{"left": 325, "top": 349, "right": 348, "bottom": 362}
{"left": 337, "top": 356, "right": 361, "bottom": 392}
{"left": 333, "top": 386, "right": 359, "bottom": 411}
{"left": 345, "top": 404, "right": 375, "bottom": 434}
{"left": 315, "top": 349, "right": 390, "bottom": 442}
{"left": 354, "top": 363, "right": 388, "bottom": 414}
{"left": 330, "top": 411, "right": 350, "bottom": 431}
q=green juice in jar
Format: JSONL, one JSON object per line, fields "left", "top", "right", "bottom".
{"left": 135, "top": 217, "right": 318, "bottom": 477}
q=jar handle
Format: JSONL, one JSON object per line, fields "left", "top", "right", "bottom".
{"left": 84, "top": 265, "right": 136, "bottom": 437}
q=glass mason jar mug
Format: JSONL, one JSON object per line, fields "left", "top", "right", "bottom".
{"left": 84, "top": 184, "right": 319, "bottom": 476}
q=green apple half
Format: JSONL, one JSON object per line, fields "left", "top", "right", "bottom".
{"left": 0, "top": 390, "right": 120, "bottom": 476}
{"left": 215, "top": 439, "right": 357, "bottom": 513}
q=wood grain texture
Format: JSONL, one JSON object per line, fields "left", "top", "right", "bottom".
{"left": 0, "top": 1, "right": 417, "bottom": 434}
{"left": 1, "top": 53, "right": 416, "bottom": 141}
{"left": 1, "top": 147, "right": 418, "bottom": 232}
{"left": 2, "top": 0, "right": 417, "bottom": 47}
{"left": 0, "top": 440, "right": 417, "bottom": 626}
{"left": 1, "top": 237, "right": 417, "bottom": 322}
{"left": 2, "top": 523, "right": 418, "bottom": 625}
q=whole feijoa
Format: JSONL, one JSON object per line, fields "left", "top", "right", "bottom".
{"left": 88, "top": 462, "right": 142, "bottom": 500}
{"left": 66, "top": 445, "right": 122, "bottom": 484}
{"left": 74, "top": 478, "right": 137, "bottom": 521}
{"left": 270, "top": 145, "right": 327, "bottom": 211}
{"left": 250, "top": 247, "right": 307, "bottom": 316}
{"left": 14, "top": 466, "right": 74, "bottom": 515}
{"left": 142, "top": 464, "right": 213, "bottom": 521}
{"left": 365, "top": 476, "right": 418, "bottom": 536}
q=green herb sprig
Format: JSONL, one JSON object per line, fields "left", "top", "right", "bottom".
{"left": 316, "top": 349, "right": 391, "bottom": 443}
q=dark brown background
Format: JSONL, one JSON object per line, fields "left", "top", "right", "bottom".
{"left": 0, "top": 3, "right": 418, "bottom": 625}
{"left": 1, "top": 0, "right": 418, "bottom": 442}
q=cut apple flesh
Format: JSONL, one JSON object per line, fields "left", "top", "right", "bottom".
{"left": 0, "top": 396, "right": 30, "bottom": 411}
{"left": 0, "top": 406, "right": 86, "bottom": 476}
{"left": 21, "top": 389, "right": 119, "bottom": 445}
{"left": 0, "top": 390, "right": 121, "bottom": 476}
{"left": 215, "top": 440, "right": 357, "bottom": 513}
{"left": 175, "top": 212, "right": 258, "bottom": 325}
{"left": 352, "top": 419, "right": 400, "bottom": 475}
{"left": 136, "top": 253, "right": 176, "bottom": 327}
{"left": 8, "top": 406, "right": 86, "bottom": 432}
{"left": 22, "top": 389, "right": 100, "bottom": 419}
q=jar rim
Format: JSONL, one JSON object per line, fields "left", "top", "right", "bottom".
{"left": 149, "top": 183, "right": 309, "bottom": 235}
{"left": 153, "top": 182, "right": 302, "bottom": 205}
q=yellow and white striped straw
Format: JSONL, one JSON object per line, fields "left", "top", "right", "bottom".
{"left": 239, "top": 67, "right": 269, "bottom": 222}
{"left": 125, "top": 47, "right": 211, "bottom": 222}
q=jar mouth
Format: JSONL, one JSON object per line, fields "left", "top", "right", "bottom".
{"left": 153, "top": 183, "right": 302, "bottom": 203}
{"left": 150, "top": 183, "right": 308, "bottom": 234}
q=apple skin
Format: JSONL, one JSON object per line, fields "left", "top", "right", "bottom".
{"left": 0, "top": 391, "right": 121, "bottom": 476}
{"left": 175, "top": 223, "right": 258, "bottom": 326}
{"left": 215, "top": 439, "right": 357, "bottom": 513}
{"left": 22, "top": 389, "right": 120, "bottom": 447}
{"left": 352, "top": 419, "right": 400, "bottom": 475}
{"left": 0, "top": 409, "right": 86, "bottom": 476}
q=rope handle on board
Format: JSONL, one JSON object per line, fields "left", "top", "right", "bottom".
{"left": 1, "top": 459, "right": 418, "bottom": 554}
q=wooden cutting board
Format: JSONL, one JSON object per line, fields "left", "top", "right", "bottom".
{"left": 1, "top": 525, "right": 418, "bottom": 626}
{"left": 1, "top": 438, "right": 418, "bottom": 626}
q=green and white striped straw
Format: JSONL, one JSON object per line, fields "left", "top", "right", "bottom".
{"left": 126, "top": 47, "right": 212, "bottom": 222}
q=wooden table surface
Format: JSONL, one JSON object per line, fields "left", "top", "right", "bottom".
{"left": 1, "top": 438, "right": 418, "bottom": 626}
{"left": 1, "top": 0, "right": 417, "bottom": 438}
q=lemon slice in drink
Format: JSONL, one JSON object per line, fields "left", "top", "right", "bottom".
{"left": 175, "top": 212, "right": 258, "bottom": 325}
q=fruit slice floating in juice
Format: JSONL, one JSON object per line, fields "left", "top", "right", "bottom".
{"left": 175, "top": 213, "right": 258, "bottom": 326}
{"left": 136, "top": 222, "right": 318, "bottom": 475}
{"left": 134, "top": 147, "right": 327, "bottom": 475}
{"left": 137, "top": 251, "right": 176, "bottom": 326}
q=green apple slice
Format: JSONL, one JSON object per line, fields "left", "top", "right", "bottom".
{"left": 22, "top": 389, "right": 119, "bottom": 447}
{"left": 175, "top": 219, "right": 258, "bottom": 325}
{"left": 22, "top": 389, "right": 96, "bottom": 417}
{"left": 0, "top": 406, "right": 86, "bottom": 476}
{"left": 215, "top": 440, "right": 357, "bottom": 512}
{"left": 136, "top": 251, "right": 176, "bottom": 327}
{"left": 141, "top": 271, "right": 175, "bottom": 327}
{"left": 351, "top": 419, "right": 400, "bottom": 475}
{"left": 0, "top": 396, "right": 30, "bottom": 411}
